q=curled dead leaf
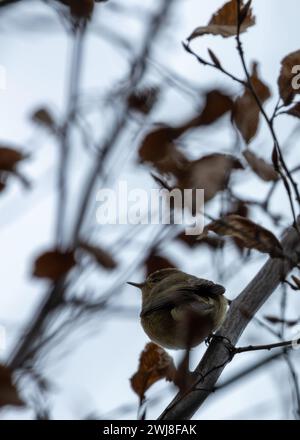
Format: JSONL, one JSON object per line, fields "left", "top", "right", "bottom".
{"left": 226, "top": 201, "right": 250, "bottom": 254}
{"left": 31, "top": 108, "right": 56, "bottom": 130}
{"left": 0, "top": 147, "right": 29, "bottom": 172}
{"left": 33, "top": 249, "right": 76, "bottom": 281}
{"left": 0, "top": 365, "right": 24, "bottom": 408}
{"left": 145, "top": 252, "right": 177, "bottom": 277}
{"left": 195, "top": 90, "right": 233, "bottom": 126}
{"left": 233, "top": 62, "right": 271, "bottom": 143}
{"left": 130, "top": 343, "right": 176, "bottom": 401}
{"left": 243, "top": 150, "right": 278, "bottom": 182}
{"left": 138, "top": 125, "right": 188, "bottom": 175}
{"left": 138, "top": 90, "right": 233, "bottom": 176}
{"left": 188, "top": 0, "right": 255, "bottom": 40}
{"left": 177, "top": 154, "right": 243, "bottom": 204}
{"left": 200, "top": 214, "right": 283, "bottom": 258}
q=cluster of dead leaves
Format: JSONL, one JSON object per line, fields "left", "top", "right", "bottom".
{"left": 200, "top": 214, "right": 283, "bottom": 258}
{"left": 139, "top": 90, "right": 233, "bottom": 175}
{"left": 139, "top": 90, "right": 242, "bottom": 207}
{"left": 130, "top": 343, "right": 176, "bottom": 402}
{"left": 0, "top": 365, "right": 24, "bottom": 408}
{"left": 188, "top": 0, "right": 255, "bottom": 40}
{"left": 32, "top": 241, "right": 117, "bottom": 282}
{"left": 139, "top": 78, "right": 278, "bottom": 207}
{"left": 187, "top": 0, "right": 300, "bottom": 124}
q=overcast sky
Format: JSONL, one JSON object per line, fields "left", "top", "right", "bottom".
{"left": 0, "top": 0, "right": 300, "bottom": 419}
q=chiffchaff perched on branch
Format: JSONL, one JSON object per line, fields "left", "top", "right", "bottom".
{"left": 128, "top": 269, "right": 228, "bottom": 350}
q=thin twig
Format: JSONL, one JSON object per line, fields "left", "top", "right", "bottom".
{"left": 235, "top": 0, "right": 300, "bottom": 227}
{"left": 234, "top": 338, "right": 299, "bottom": 354}
{"left": 57, "top": 25, "right": 86, "bottom": 244}
{"left": 182, "top": 42, "right": 245, "bottom": 87}
{"left": 72, "top": 0, "right": 175, "bottom": 245}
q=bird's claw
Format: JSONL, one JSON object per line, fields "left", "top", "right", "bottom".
{"left": 205, "top": 334, "right": 235, "bottom": 356}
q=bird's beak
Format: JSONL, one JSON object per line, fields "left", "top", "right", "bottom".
{"left": 127, "top": 281, "right": 145, "bottom": 289}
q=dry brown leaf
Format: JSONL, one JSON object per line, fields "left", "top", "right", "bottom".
{"left": 195, "top": 90, "right": 233, "bottom": 125}
{"left": 130, "top": 342, "right": 176, "bottom": 401}
{"left": 31, "top": 108, "right": 56, "bottom": 130}
{"left": 60, "top": 0, "right": 95, "bottom": 18}
{"left": 128, "top": 87, "right": 159, "bottom": 115}
{"left": 177, "top": 154, "right": 243, "bottom": 203}
{"left": 33, "top": 249, "right": 76, "bottom": 281}
{"left": 243, "top": 150, "right": 278, "bottom": 182}
{"left": 138, "top": 90, "right": 232, "bottom": 176}
{"left": 226, "top": 201, "right": 250, "bottom": 254}
{"left": 0, "top": 147, "right": 28, "bottom": 172}
{"left": 188, "top": 0, "right": 255, "bottom": 40}
{"left": 145, "top": 252, "right": 176, "bottom": 277}
{"left": 79, "top": 241, "right": 117, "bottom": 270}
{"left": 0, "top": 365, "right": 24, "bottom": 408}
{"left": 278, "top": 50, "right": 300, "bottom": 105}
{"left": 138, "top": 125, "right": 189, "bottom": 175}
{"left": 201, "top": 214, "right": 283, "bottom": 257}
{"left": 233, "top": 63, "right": 271, "bottom": 143}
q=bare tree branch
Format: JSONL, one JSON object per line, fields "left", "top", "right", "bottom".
{"left": 160, "top": 218, "right": 300, "bottom": 419}
{"left": 234, "top": 339, "right": 300, "bottom": 354}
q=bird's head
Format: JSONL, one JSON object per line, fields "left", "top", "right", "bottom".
{"left": 127, "top": 268, "right": 180, "bottom": 298}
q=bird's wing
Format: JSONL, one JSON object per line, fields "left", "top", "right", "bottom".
{"left": 183, "top": 278, "right": 225, "bottom": 297}
{"left": 171, "top": 300, "right": 214, "bottom": 321}
{"left": 140, "top": 285, "right": 214, "bottom": 318}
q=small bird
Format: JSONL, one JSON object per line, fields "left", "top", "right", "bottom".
{"left": 128, "top": 268, "right": 228, "bottom": 350}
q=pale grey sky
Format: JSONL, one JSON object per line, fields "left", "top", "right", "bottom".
{"left": 0, "top": 0, "right": 300, "bottom": 419}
